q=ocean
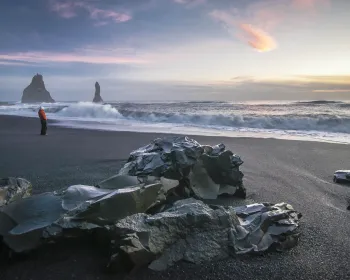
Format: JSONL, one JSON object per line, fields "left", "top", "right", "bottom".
{"left": 1, "top": 100, "right": 350, "bottom": 144}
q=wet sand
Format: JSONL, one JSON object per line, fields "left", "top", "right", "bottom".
{"left": 0, "top": 115, "right": 350, "bottom": 280}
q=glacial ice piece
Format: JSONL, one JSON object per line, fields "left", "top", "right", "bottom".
{"left": 0, "top": 183, "right": 165, "bottom": 252}
{"left": 0, "top": 178, "right": 32, "bottom": 207}
{"left": 96, "top": 175, "right": 141, "bottom": 189}
{"left": 0, "top": 192, "right": 65, "bottom": 252}
{"left": 111, "top": 198, "right": 301, "bottom": 271}
{"left": 119, "top": 136, "right": 246, "bottom": 199}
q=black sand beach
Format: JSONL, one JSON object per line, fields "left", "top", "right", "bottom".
{"left": 1, "top": 115, "right": 350, "bottom": 280}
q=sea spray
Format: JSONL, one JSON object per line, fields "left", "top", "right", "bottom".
{"left": 1, "top": 100, "right": 350, "bottom": 142}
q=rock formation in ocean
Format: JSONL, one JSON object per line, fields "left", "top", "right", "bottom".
{"left": 21, "top": 74, "right": 55, "bottom": 103}
{"left": 93, "top": 82, "right": 103, "bottom": 103}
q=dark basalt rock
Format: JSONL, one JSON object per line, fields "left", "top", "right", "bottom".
{"left": 119, "top": 136, "right": 246, "bottom": 199}
{"left": 0, "top": 137, "right": 303, "bottom": 273}
{"left": 0, "top": 178, "right": 32, "bottom": 207}
{"left": 93, "top": 81, "right": 103, "bottom": 103}
{"left": 21, "top": 74, "right": 55, "bottom": 103}
{"left": 110, "top": 198, "right": 301, "bottom": 271}
{"left": 0, "top": 183, "right": 165, "bottom": 253}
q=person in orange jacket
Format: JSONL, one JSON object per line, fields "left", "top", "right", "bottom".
{"left": 38, "top": 106, "right": 47, "bottom": 135}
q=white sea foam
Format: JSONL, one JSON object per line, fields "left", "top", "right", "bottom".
{"left": 0, "top": 101, "right": 349, "bottom": 144}
{"left": 57, "top": 102, "right": 123, "bottom": 119}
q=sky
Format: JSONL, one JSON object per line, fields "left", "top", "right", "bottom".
{"left": 0, "top": 0, "right": 350, "bottom": 101}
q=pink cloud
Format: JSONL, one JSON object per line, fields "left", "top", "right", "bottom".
{"left": 292, "top": 0, "right": 330, "bottom": 9}
{"left": 210, "top": 11, "right": 277, "bottom": 52}
{"left": 238, "top": 24, "right": 277, "bottom": 52}
{"left": 0, "top": 51, "right": 148, "bottom": 65}
{"left": 240, "top": 0, "right": 330, "bottom": 30}
{"left": 49, "top": 0, "right": 131, "bottom": 24}
{"left": 210, "top": 0, "right": 331, "bottom": 51}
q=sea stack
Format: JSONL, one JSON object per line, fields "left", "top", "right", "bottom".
{"left": 21, "top": 74, "right": 55, "bottom": 103}
{"left": 93, "top": 82, "right": 103, "bottom": 103}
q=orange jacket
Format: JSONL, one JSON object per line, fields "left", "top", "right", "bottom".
{"left": 38, "top": 109, "right": 47, "bottom": 120}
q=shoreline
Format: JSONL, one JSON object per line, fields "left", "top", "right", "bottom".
{"left": 2, "top": 114, "right": 350, "bottom": 146}
{"left": 1, "top": 115, "right": 350, "bottom": 280}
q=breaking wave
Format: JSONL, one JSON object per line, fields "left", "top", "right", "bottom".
{"left": 52, "top": 102, "right": 350, "bottom": 134}
{"left": 120, "top": 111, "right": 350, "bottom": 133}
{"left": 1, "top": 101, "right": 350, "bottom": 136}
{"left": 339, "top": 103, "right": 350, "bottom": 108}
{"left": 57, "top": 102, "right": 122, "bottom": 119}
{"left": 294, "top": 100, "right": 344, "bottom": 105}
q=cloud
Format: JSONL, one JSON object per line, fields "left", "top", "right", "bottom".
{"left": 0, "top": 60, "right": 38, "bottom": 66}
{"left": 312, "top": 89, "right": 350, "bottom": 93}
{"left": 173, "top": 0, "right": 203, "bottom": 4}
{"left": 252, "top": 76, "right": 350, "bottom": 96}
{"left": 216, "top": 75, "right": 350, "bottom": 88}
{"left": 50, "top": 0, "right": 81, "bottom": 18}
{"left": 210, "top": 10, "right": 277, "bottom": 52}
{"left": 292, "top": 0, "right": 330, "bottom": 10}
{"left": 230, "top": 76, "right": 255, "bottom": 83}
{"left": 210, "top": 10, "right": 236, "bottom": 26}
{"left": 294, "top": 75, "right": 350, "bottom": 85}
{"left": 49, "top": 0, "right": 131, "bottom": 24}
{"left": 210, "top": 0, "right": 330, "bottom": 51}
{"left": 242, "top": 0, "right": 330, "bottom": 29}
{"left": 238, "top": 24, "right": 277, "bottom": 52}
{"left": 88, "top": 7, "right": 131, "bottom": 23}
{"left": 204, "top": 75, "right": 350, "bottom": 101}
{"left": 173, "top": 0, "right": 206, "bottom": 7}
{"left": 0, "top": 50, "right": 148, "bottom": 65}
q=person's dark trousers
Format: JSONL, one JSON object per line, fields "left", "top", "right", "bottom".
{"left": 40, "top": 120, "right": 47, "bottom": 135}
